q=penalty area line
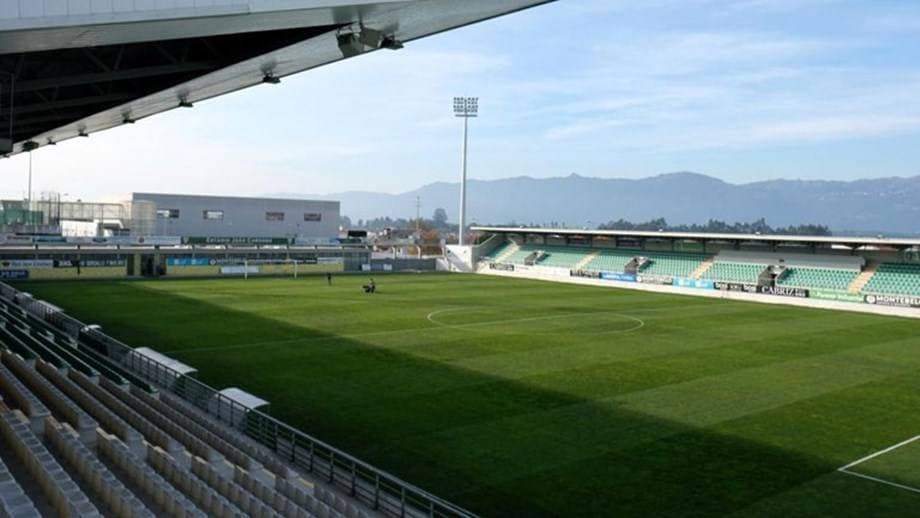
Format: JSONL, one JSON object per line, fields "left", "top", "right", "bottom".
{"left": 838, "top": 469, "right": 920, "bottom": 495}
{"left": 838, "top": 435, "right": 920, "bottom": 471}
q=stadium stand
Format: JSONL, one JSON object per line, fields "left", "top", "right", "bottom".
{"left": 583, "top": 249, "right": 640, "bottom": 272}
{"left": 700, "top": 262, "right": 768, "bottom": 283}
{"left": 479, "top": 241, "right": 514, "bottom": 262}
{"left": 0, "top": 279, "right": 449, "bottom": 518}
{"left": 638, "top": 252, "right": 711, "bottom": 278}
{"left": 862, "top": 263, "right": 920, "bottom": 296}
{"left": 777, "top": 267, "right": 858, "bottom": 291}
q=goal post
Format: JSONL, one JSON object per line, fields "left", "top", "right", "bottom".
{"left": 233, "top": 258, "right": 302, "bottom": 279}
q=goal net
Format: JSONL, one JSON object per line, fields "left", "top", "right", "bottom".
{"left": 221, "top": 259, "right": 305, "bottom": 279}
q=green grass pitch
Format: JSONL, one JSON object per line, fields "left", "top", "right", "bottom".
{"left": 17, "top": 273, "right": 920, "bottom": 517}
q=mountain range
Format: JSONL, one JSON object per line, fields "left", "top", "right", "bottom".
{"left": 268, "top": 172, "right": 920, "bottom": 234}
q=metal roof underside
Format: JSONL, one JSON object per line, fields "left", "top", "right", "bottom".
{"left": 0, "top": 0, "right": 554, "bottom": 155}
{"left": 472, "top": 226, "right": 920, "bottom": 249}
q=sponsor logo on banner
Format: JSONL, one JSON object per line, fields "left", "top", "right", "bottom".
{"left": 672, "top": 278, "right": 715, "bottom": 290}
{"left": 864, "top": 294, "right": 920, "bottom": 308}
{"left": 714, "top": 282, "right": 758, "bottom": 293}
{"left": 570, "top": 269, "right": 601, "bottom": 279}
{"left": 758, "top": 285, "right": 809, "bottom": 298}
{"left": 220, "top": 266, "right": 260, "bottom": 275}
{"left": 600, "top": 272, "right": 637, "bottom": 282}
{"left": 811, "top": 290, "right": 864, "bottom": 303}
{"left": 167, "top": 258, "right": 213, "bottom": 266}
{"left": 1, "top": 259, "right": 54, "bottom": 268}
{"left": 490, "top": 263, "right": 515, "bottom": 272}
{"left": 0, "top": 270, "right": 28, "bottom": 279}
{"left": 637, "top": 274, "right": 673, "bottom": 285}
{"left": 0, "top": 235, "right": 33, "bottom": 244}
{"left": 53, "top": 259, "right": 126, "bottom": 268}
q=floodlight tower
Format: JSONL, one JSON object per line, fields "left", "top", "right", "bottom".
{"left": 453, "top": 97, "right": 478, "bottom": 246}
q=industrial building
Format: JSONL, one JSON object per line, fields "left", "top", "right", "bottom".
{"left": 134, "top": 193, "right": 339, "bottom": 242}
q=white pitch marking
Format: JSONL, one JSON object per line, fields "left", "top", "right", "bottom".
{"left": 838, "top": 435, "right": 920, "bottom": 471}
{"left": 425, "top": 307, "right": 645, "bottom": 334}
{"left": 838, "top": 469, "right": 920, "bottom": 495}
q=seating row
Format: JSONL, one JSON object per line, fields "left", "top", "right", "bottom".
{"left": 96, "top": 429, "right": 206, "bottom": 518}
{"left": 35, "top": 360, "right": 144, "bottom": 455}
{"left": 146, "top": 445, "right": 245, "bottom": 518}
{"left": 0, "top": 363, "right": 50, "bottom": 433}
{"left": 69, "top": 370, "right": 181, "bottom": 457}
{"left": 0, "top": 410, "right": 101, "bottom": 517}
{"left": 0, "top": 446, "right": 40, "bottom": 518}
{"left": 130, "top": 385, "right": 253, "bottom": 472}
{"left": 101, "top": 378, "right": 222, "bottom": 465}
{"left": 2, "top": 352, "right": 97, "bottom": 444}
{"left": 45, "top": 417, "right": 155, "bottom": 518}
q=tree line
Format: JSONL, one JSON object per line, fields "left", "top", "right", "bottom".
{"left": 596, "top": 217, "right": 831, "bottom": 236}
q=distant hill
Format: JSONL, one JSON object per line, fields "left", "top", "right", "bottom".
{"left": 267, "top": 172, "right": 920, "bottom": 234}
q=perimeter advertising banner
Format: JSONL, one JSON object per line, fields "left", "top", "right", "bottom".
{"left": 673, "top": 278, "right": 715, "bottom": 290}
{"left": 601, "top": 272, "right": 637, "bottom": 282}
{"left": 864, "top": 294, "right": 920, "bottom": 308}
{"left": 810, "top": 290, "right": 864, "bottom": 304}
{"left": 637, "top": 274, "right": 674, "bottom": 285}
{"left": 758, "top": 286, "right": 809, "bottom": 298}
{"left": 714, "top": 282, "right": 758, "bottom": 293}
{"left": 491, "top": 263, "right": 515, "bottom": 272}
{"left": 570, "top": 269, "right": 601, "bottom": 279}
{"left": 0, "top": 270, "right": 28, "bottom": 279}
{"left": 1, "top": 259, "right": 54, "bottom": 268}
{"left": 167, "top": 258, "right": 212, "bottom": 266}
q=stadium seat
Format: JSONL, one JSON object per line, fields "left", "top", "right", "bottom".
{"left": 863, "top": 263, "right": 920, "bottom": 296}
{"left": 2, "top": 352, "right": 98, "bottom": 444}
{"left": 700, "top": 262, "right": 767, "bottom": 283}
{"left": 637, "top": 252, "right": 711, "bottom": 278}
{"left": 0, "top": 362, "right": 51, "bottom": 433}
{"left": 0, "top": 411, "right": 102, "bottom": 517}
{"left": 777, "top": 267, "right": 858, "bottom": 291}
{"left": 44, "top": 417, "right": 155, "bottom": 518}
{"left": 0, "top": 447, "right": 41, "bottom": 518}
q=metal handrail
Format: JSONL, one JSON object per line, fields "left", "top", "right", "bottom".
{"left": 0, "top": 281, "right": 477, "bottom": 518}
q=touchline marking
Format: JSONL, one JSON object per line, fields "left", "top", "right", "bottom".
{"left": 838, "top": 435, "right": 920, "bottom": 471}
{"left": 838, "top": 469, "right": 920, "bottom": 495}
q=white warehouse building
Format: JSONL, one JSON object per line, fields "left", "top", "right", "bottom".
{"left": 133, "top": 193, "right": 339, "bottom": 242}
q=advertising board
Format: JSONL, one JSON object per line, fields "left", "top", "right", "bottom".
{"left": 672, "top": 278, "right": 715, "bottom": 290}
{"left": 864, "top": 294, "right": 920, "bottom": 308}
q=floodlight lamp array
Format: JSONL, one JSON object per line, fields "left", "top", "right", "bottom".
{"left": 453, "top": 97, "right": 478, "bottom": 117}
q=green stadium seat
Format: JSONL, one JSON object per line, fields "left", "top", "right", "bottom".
{"left": 863, "top": 263, "right": 920, "bottom": 296}
{"left": 701, "top": 262, "right": 766, "bottom": 283}
{"left": 777, "top": 267, "right": 858, "bottom": 291}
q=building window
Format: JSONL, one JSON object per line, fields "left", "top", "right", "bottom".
{"left": 266, "top": 212, "right": 285, "bottom": 221}
{"left": 203, "top": 210, "right": 224, "bottom": 220}
{"left": 304, "top": 213, "right": 322, "bottom": 222}
{"left": 157, "top": 209, "right": 180, "bottom": 219}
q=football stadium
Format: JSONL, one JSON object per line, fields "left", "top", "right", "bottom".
{"left": 2, "top": 2, "right": 920, "bottom": 518}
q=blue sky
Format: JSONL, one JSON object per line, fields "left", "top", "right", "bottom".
{"left": 2, "top": 0, "right": 919, "bottom": 200}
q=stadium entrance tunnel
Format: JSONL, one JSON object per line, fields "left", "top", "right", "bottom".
{"left": 0, "top": 25, "right": 339, "bottom": 146}
{"left": 17, "top": 276, "right": 920, "bottom": 516}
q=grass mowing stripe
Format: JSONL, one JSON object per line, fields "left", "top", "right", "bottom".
{"left": 16, "top": 273, "right": 920, "bottom": 517}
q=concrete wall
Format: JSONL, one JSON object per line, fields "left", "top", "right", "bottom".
{"left": 133, "top": 193, "right": 338, "bottom": 239}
